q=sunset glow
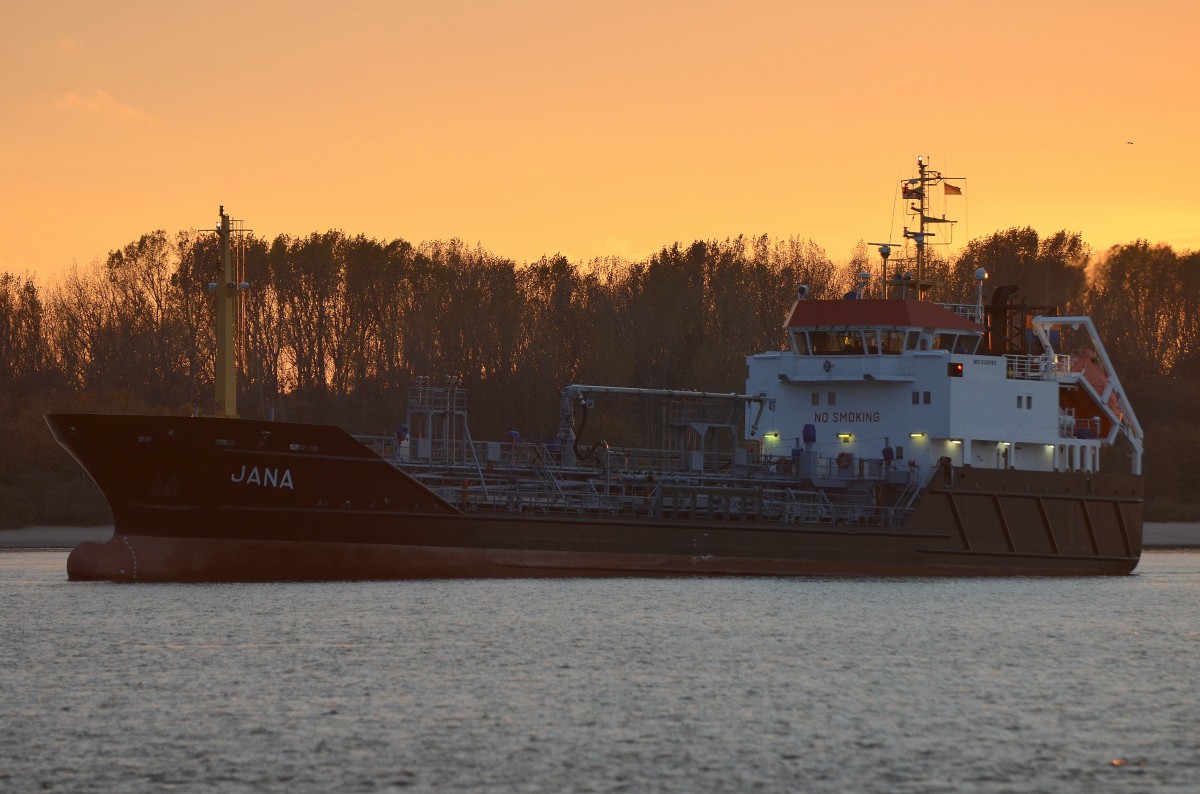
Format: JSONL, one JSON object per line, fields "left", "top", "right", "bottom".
{"left": 3, "top": 0, "right": 1198, "bottom": 278}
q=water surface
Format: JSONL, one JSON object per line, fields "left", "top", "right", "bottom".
{"left": 3, "top": 551, "right": 1198, "bottom": 792}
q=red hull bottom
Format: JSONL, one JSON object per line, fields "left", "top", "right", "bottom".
{"left": 66, "top": 534, "right": 1137, "bottom": 582}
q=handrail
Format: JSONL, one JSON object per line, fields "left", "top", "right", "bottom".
{"left": 935, "top": 301, "right": 985, "bottom": 326}
{"left": 353, "top": 432, "right": 919, "bottom": 528}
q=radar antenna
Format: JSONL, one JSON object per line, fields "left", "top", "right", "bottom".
{"left": 868, "top": 242, "right": 897, "bottom": 299}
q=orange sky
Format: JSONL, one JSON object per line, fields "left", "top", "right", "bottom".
{"left": 3, "top": 1, "right": 1198, "bottom": 280}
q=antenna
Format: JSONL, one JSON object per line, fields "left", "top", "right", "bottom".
{"left": 868, "top": 242, "right": 897, "bottom": 299}
{"left": 974, "top": 267, "right": 988, "bottom": 324}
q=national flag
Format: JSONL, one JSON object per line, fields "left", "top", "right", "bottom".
{"left": 944, "top": 182, "right": 963, "bottom": 196}
{"left": 902, "top": 186, "right": 923, "bottom": 200}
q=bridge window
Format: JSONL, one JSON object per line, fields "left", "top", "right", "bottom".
{"left": 954, "top": 336, "right": 979, "bottom": 354}
{"left": 933, "top": 333, "right": 957, "bottom": 350}
{"left": 864, "top": 329, "right": 879, "bottom": 354}
{"left": 930, "top": 332, "right": 981, "bottom": 354}
{"left": 810, "top": 331, "right": 865, "bottom": 355}
{"left": 791, "top": 331, "right": 811, "bottom": 355}
{"left": 881, "top": 331, "right": 906, "bottom": 354}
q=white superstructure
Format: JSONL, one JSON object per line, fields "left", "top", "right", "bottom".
{"left": 745, "top": 296, "right": 1143, "bottom": 483}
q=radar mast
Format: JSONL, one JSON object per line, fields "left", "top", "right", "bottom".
{"left": 881, "top": 156, "right": 962, "bottom": 300}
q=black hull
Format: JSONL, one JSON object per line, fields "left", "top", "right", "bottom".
{"left": 48, "top": 413, "right": 1144, "bottom": 582}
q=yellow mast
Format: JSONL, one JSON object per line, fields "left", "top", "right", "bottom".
{"left": 214, "top": 206, "right": 237, "bottom": 417}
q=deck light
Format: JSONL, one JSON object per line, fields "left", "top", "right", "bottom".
{"left": 909, "top": 432, "right": 925, "bottom": 439}
{"left": 837, "top": 433, "right": 852, "bottom": 442}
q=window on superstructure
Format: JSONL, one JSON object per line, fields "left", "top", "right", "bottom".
{"left": 912, "top": 391, "right": 920, "bottom": 405}
{"left": 923, "top": 391, "right": 931, "bottom": 404}
{"left": 881, "top": 331, "right": 905, "bottom": 355}
{"left": 810, "top": 331, "right": 864, "bottom": 355}
{"left": 933, "top": 333, "right": 957, "bottom": 350}
{"left": 828, "top": 392, "right": 837, "bottom": 406}
{"left": 953, "top": 335, "right": 979, "bottom": 354}
{"left": 905, "top": 331, "right": 921, "bottom": 350}
{"left": 812, "top": 392, "right": 820, "bottom": 406}
{"left": 863, "top": 330, "right": 880, "bottom": 355}
{"left": 791, "top": 331, "right": 811, "bottom": 355}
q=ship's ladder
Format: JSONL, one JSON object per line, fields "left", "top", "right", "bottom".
{"left": 461, "top": 423, "right": 491, "bottom": 502}
{"left": 530, "top": 444, "right": 569, "bottom": 503}
{"left": 895, "top": 468, "right": 924, "bottom": 512}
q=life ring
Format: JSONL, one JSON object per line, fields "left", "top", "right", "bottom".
{"left": 836, "top": 452, "right": 853, "bottom": 470}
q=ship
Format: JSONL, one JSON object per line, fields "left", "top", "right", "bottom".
{"left": 49, "top": 159, "right": 1146, "bottom": 581}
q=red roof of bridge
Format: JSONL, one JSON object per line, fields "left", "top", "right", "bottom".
{"left": 784, "top": 299, "right": 982, "bottom": 332}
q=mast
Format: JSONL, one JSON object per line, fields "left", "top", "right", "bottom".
{"left": 913, "top": 156, "right": 930, "bottom": 295}
{"left": 880, "top": 156, "right": 961, "bottom": 301}
{"left": 214, "top": 206, "right": 238, "bottom": 418}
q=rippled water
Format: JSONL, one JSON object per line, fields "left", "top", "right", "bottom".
{"left": 3, "top": 551, "right": 1198, "bottom": 792}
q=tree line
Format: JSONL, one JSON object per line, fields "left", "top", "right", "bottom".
{"left": 1, "top": 227, "right": 1197, "bottom": 526}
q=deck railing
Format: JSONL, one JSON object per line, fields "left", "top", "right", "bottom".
{"left": 1005, "top": 353, "right": 1074, "bottom": 380}
{"left": 936, "top": 302, "right": 985, "bottom": 325}
{"left": 354, "top": 434, "right": 919, "bottom": 527}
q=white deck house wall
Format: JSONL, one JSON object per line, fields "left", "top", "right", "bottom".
{"left": 744, "top": 301, "right": 1108, "bottom": 475}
